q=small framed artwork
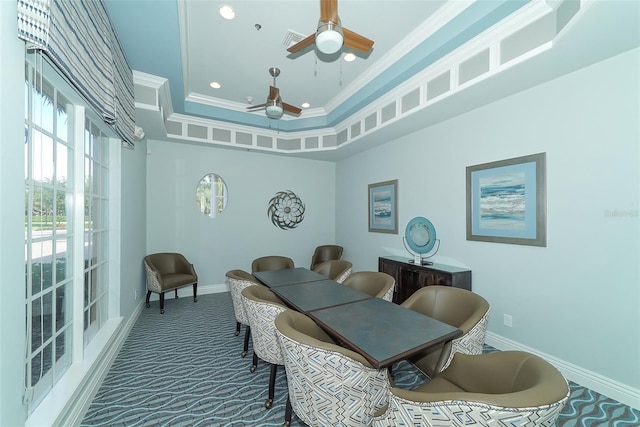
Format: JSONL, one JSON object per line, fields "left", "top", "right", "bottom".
{"left": 466, "top": 153, "right": 546, "bottom": 246}
{"left": 368, "top": 179, "right": 398, "bottom": 234}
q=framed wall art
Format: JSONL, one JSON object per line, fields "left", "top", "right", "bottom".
{"left": 466, "top": 153, "right": 546, "bottom": 246}
{"left": 368, "top": 179, "right": 398, "bottom": 234}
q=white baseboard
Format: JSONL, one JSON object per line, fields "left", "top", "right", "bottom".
{"left": 145, "top": 283, "right": 229, "bottom": 301}
{"left": 486, "top": 332, "right": 640, "bottom": 410}
{"left": 197, "top": 283, "right": 229, "bottom": 295}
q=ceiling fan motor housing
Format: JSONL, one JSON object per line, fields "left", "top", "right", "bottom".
{"left": 316, "top": 19, "right": 343, "bottom": 54}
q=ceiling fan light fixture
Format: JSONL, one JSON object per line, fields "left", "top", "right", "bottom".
{"left": 316, "top": 21, "right": 343, "bottom": 54}
{"left": 265, "top": 100, "right": 284, "bottom": 119}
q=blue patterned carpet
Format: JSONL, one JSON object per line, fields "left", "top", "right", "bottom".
{"left": 81, "top": 293, "right": 639, "bottom": 426}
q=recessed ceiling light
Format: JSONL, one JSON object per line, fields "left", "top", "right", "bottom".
{"left": 344, "top": 52, "right": 356, "bottom": 62}
{"left": 301, "top": 102, "right": 310, "bottom": 109}
{"left": 219, "top": 5, "right": 235, "bottom": 20}
{"left": 209, "top": 81, "right": 221, "bottom": 89}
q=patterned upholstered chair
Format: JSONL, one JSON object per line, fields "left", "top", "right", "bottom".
{"left": 312, "top": 259, "right": 353, "bottom": 283}
{"left": 309, "top": 244, "right": 343, "bottom": 270}
{"left": 372, "top": 351, "right": 570, "bottom": 427}
{"left": 143, "top": 253, "right": 197, "bottom": 314}
{"left": 342, "top": 271, "right": 395, "bottom": 302}
{"left": 402, "top": 285, "right": 490, "bottom": 378}
{"left": 275, "top": 309, "right": 390, "bottom": 427}
{"left": 251, "top": 255, "right": 294, "bottom": 273}
{"left": 240, "top": 285, "right": 288, "bottom": 409}
{"left": 226, "top": 269, "right": 260, "bottom": 357}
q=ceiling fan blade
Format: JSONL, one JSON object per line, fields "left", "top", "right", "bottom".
{"left": 246, "top": 103, "right": 267, "bottom": 110}
{"left": 269, "top": 86, "right": 280, "bottom": 100}
{"left": 283, "top": 103, "right": 302, "bottom": 115}
{"left": 321, "top": 0, "right": 339, "bottom": 22}
{"left": 287, "top": 33, "right": 316, "bottom": 53}
{"left": 343, "top": 27, "right": 374, "bottom": 53}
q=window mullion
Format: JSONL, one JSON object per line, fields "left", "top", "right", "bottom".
{"left": 71, "top": 105, "right": 85, "bottom": 363}
{"left": 108, "top": 139, "right": 121, "bottom": 318}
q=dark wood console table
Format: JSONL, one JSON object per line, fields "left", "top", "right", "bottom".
{"left": 378, "top": 256, "right": 472, "bottom": 304}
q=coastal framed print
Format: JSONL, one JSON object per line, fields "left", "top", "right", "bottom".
{"left": 368, "top": 179, "right": 398, "bottom": 234}
{"left": 466, "top": 153, "right": 546, "bottom": 246}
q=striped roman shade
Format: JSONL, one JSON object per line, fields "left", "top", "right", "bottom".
{"left": 17, "top": 0, "right": 136, "bottom": 145}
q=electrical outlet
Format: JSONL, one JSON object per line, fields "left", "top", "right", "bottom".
{"left": 504, "top": 314, "right": 513, "bottom": 327}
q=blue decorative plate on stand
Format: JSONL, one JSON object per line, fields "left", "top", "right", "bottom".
{"left": 404, "top": 216, "right": 437, "bottom": 264}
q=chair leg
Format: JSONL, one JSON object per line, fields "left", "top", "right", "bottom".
{"left": 193, "top": 282, "right": 198, "bottom": 302}
{"left": 160, "top": 292, "right": 165, "bottom": 314}
{"left": 250, "top": 352, "right": 258, "bottom": 373}
{"left": 265, "top": 363, "right": 278, "bottom": 409}
{"left": 283, "top": 394, "right": 292, "bottom": 426}
{"left": 235, "top": 321, "right": 241, "bottom": 336}
{"left": 145, "top": 291, "right": 152, "bottom": 308}
{"left": 241, "top": 326, "right": 251, "bottom": 358}
{"left": 175, "top": 289, "right": 178, "bottom": 299}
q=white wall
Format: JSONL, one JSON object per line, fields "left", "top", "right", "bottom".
{"left": 146, "top": 142, "right": 336, "bottom": 286}
{"left": 0, "top": 1, "right": 28, "bottom": 425}
{"left": 336, "top": 48, "right": 640, "bottom": 401}
{"left": 120, "top": 141, "right": 148, "bottom": 317}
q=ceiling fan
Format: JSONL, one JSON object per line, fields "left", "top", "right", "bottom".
{"left": 246, "top": 67, "right": 302, "bottom": 119}
{"left": 287, "top": 0, "right": 374, "bottom": 55}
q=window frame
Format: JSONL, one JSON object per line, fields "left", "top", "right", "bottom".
{"left": 24, "top": 54, "right": 121, "bottom": 415}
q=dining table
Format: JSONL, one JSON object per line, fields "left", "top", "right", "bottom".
{"left": 252, "top": 267, "right": 461, "bottom": 368}
{"left": 307, "top": 297, "right": 461, "bottom": 368}
{"left": 253, "top": 267, "right": 327, "bottom": 288}
{"left": 270, "top": 279, "right": 372, "bottom": 313}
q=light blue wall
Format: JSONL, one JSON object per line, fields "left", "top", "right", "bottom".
{"left": 0, "top": 1, "right": 28, "bottom": 425}
{"left": 120, "top": 141, "right": 148, "bottom": 317}
{"left": 146, "top": 142, "right": 336, "bottom": 285}
{"left": 336, "top": 48, "right": 640, "bottom": 390}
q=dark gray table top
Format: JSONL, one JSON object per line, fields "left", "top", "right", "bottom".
{"left": 307, "top": 297, "right": 462, "bottom": 369}
{"left": 253, "top": 267, "right": 327, "bottom": 288}
{"left": 272, "top": 279, "right": 372, "bottom": 313}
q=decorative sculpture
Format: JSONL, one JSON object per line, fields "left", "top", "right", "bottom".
{"left": 267, "top": 190, "right": 305, "bottom": 230}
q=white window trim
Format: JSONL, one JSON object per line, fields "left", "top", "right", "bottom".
{"left": 24, "top": 57, "right": 123, "bottom": 426}
{"left": 26, "top": 134, "right": 122, "bottom": 426}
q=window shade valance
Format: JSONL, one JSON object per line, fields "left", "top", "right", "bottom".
{"left": 17, "top": 0, "right": 136, "bottom": 146}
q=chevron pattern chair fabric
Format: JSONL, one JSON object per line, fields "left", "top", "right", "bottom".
{"left": 226, "top": 270, "right": 259, "bottom": 329}
{"left": 372, "top": 351, "right": 570, "bottom": 427}
{"left": 442, "top": 309, "right": 489, "bottom": 368}
{"left": 275, "top": 309, "right": 390, "bottom": 427}
{"left": 241, "top": 285, "right": 288, "bottom": 408}
{"left": 226, "top": 269, "right": 259, "bottom": 356}
{"left": 402, "top": 285, "right": 490, "bottom": 377}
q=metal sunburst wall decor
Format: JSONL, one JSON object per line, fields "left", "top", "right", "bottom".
{"left": 267, "top": 190, "right": 305, "bottom": 230}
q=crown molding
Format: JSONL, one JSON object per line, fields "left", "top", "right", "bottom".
{"left": 133, "top": 0, "right": 594, "bottom": 159}
{"left": 324, "top": 0, "right": 476, "bottom": 113}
